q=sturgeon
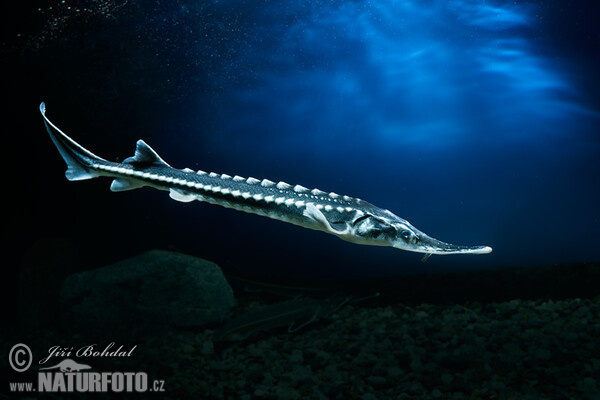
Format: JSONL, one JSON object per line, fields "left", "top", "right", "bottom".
{"left": 40, "top": 103, "right": 492, "bottom": 260}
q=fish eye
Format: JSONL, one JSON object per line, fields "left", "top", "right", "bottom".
{"left": 400, "top": 230, "right": 419, "bottom": 243}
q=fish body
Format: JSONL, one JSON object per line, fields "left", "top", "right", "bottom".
{"left": 40, "top": 103, "right": 492, "bottom": 258}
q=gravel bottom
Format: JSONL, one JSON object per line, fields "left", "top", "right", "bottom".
{"left": 142, "top": 296, "right": 599, "bottom": 399}
{"left": 3, "top": 296, "right": 599, "bottom": 399}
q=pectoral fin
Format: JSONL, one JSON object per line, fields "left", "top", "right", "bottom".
{"left": 303, "top": 203, "right": 350, "bottom": 236}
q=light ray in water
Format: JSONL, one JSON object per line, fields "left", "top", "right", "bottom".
{"left": 209, "top": 0, "right": 590, "bottom": 153}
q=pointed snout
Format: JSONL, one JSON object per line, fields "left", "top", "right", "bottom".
{"left": 415, "top": 232, "right": 492, "bottom": 255}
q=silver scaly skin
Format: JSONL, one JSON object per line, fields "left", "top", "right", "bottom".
{"left": 40, "top": 103, "right": 492, "bottom": 260}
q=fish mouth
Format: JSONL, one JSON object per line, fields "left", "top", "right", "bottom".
{"left": 397, "top": 232, "right": 493, "bottom": 255}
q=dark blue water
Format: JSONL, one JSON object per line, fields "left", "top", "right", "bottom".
{"left": 6, "top": 0, "right": 600, "bottom": 278}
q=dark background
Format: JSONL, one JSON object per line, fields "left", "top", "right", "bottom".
{"left": 2, "top": 0, "right": 599, "bottom": 324}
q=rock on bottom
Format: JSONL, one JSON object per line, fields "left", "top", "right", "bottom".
{"left": 60, "top": 250, "right": 234, "bottom": 338}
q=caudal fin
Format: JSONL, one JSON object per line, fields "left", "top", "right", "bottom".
{"left": 40, "top": 102, "right": 106, "bottom": 181}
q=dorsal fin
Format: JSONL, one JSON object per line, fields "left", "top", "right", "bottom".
{"left": 123, "top": 140, "right": 171, "bottom": 168}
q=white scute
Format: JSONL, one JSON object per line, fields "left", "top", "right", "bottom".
{"left": 294, "top": 184, "right": 308, "bottom": 193}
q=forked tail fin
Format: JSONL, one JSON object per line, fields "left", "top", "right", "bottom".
{"left": 40, "top": 102, "right": 106, "bottom": 181}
